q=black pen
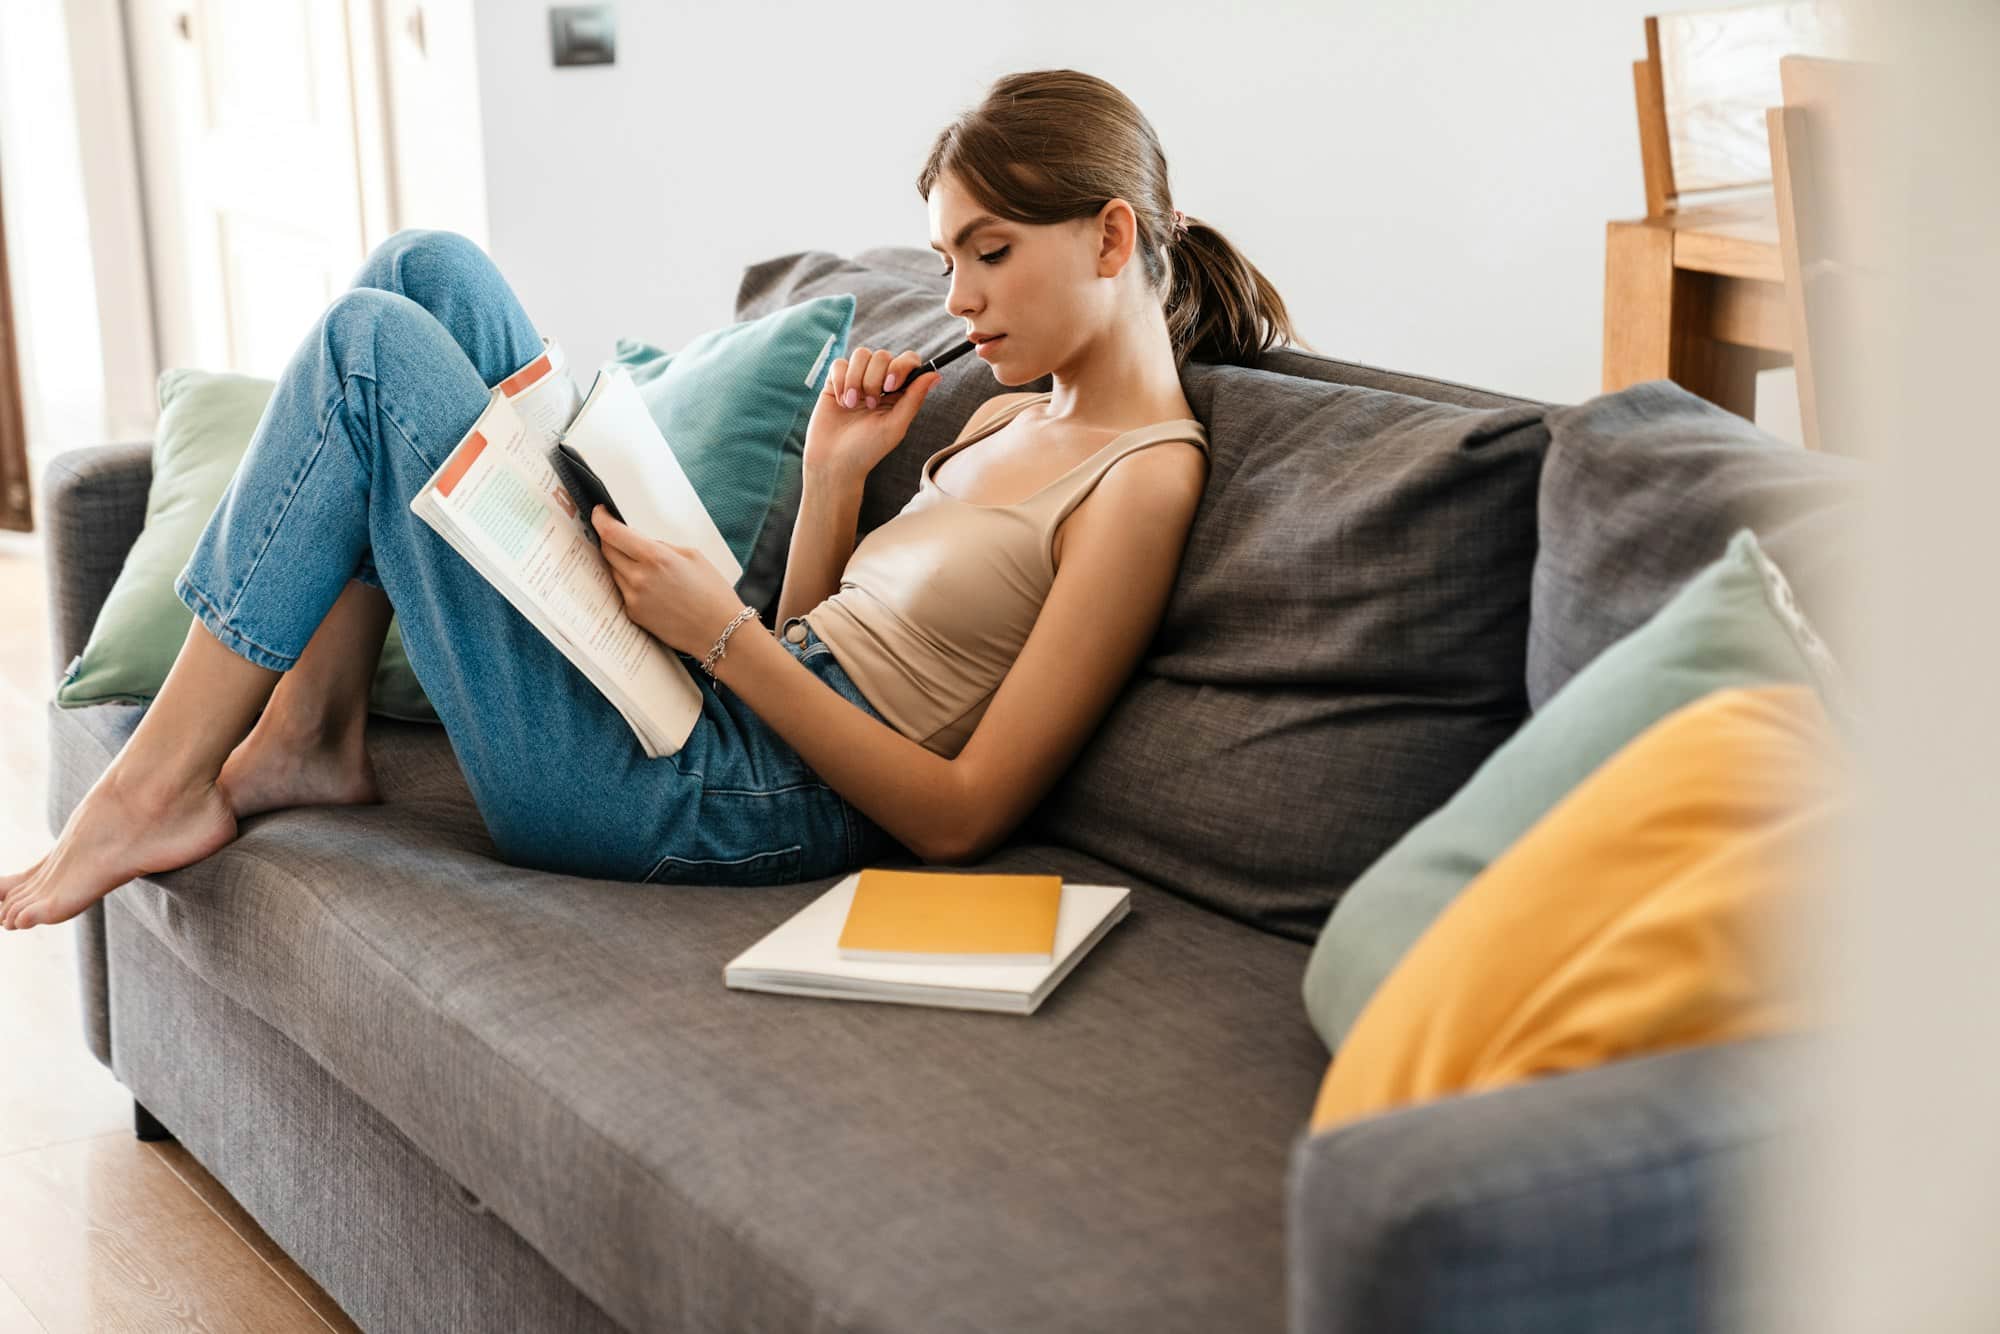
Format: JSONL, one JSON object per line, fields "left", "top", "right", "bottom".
{"left": 877, "top": 337, "right": 977, "bottom": 399}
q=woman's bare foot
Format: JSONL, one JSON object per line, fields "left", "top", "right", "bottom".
{"left": 0, "top": 766, "right": 240, "bottom": 930}
{"left": 216, "top": 718, "right": 381, "bottom": 820}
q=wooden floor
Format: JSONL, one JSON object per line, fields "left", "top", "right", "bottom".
{"left": 0, "top": 529, "right": 358, "bottom": 1332}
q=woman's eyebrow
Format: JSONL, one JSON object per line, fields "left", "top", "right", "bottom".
{"left": 930, "top": 215, "right": 1004, "bottom": 254}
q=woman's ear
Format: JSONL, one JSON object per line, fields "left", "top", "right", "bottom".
{"left": 1097, "top": 197, "right": 1139, "bottom": 276}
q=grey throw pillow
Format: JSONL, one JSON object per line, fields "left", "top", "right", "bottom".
{"left": 1529, "top": 378, "right": 1869, "bottom": 710}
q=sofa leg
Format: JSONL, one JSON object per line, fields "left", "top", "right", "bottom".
{"left": 133, "top": 1099, "right": 174, "bottom": 1143}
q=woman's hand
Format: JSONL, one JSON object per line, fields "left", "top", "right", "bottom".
{"left": 802, "top": 345, "right": 943, "bottom": 486}
{"left": 592, "top": 507, "right": 752, "bottom": 659}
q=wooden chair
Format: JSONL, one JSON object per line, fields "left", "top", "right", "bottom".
{"left": 1766, "top": 54, "right": 1888, "bottom": 454}
{"left": 1603, "top": 2, "right": 1850, "bottom": 419}
{"left": 1633, "top": 2, "right": 1849, "bottom": 219}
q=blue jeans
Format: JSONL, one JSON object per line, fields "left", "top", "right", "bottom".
{"left": 175, "top": 228, "right": 903, "bottom": 886}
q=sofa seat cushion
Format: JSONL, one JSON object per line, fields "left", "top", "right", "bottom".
{"left": 51, "top": 702, "right": 1326, "bottom": 1334}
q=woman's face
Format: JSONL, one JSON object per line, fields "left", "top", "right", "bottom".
{"left": 928, "top": 173, "right": 1119, "bottom": 387}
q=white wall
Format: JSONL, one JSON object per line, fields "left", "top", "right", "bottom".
{"left": 3, "top": 1, "right": 1808, "bottom": 476}
{"left": 469, "top": 0, "right": 1799, "bottom": 432}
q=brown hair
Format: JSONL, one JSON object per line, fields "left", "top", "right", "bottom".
{"left": 916, "top": 69, "right": 1318, "bottom": 369}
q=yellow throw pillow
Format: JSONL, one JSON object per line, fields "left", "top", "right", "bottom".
{"left": 1308, "top": 683, "right": 1848, "bottom": 1137}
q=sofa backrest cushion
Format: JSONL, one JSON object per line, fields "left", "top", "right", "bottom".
{"left": 1021, "top": 372, "right": 1548, "bottom": 941}
{"left": 737, "top": 247, "right": 1550, "bottom": 941}
{"left": 1529, "top": 379, "right": 1869, "bottom": 710}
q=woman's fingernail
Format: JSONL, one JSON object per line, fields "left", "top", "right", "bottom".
{"left": 843, "top": 388, "right": 857, "bottom": 407}
{"left": 866, "top": 395, "right": 878, "bottom": 409}
{"left": 884, "top": 373, "right": 898, "bottom": 392}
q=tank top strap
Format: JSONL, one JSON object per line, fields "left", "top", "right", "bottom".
{"left": 1027, "top": 419, "right": 1210, "bottom": 538}
{"left": 919, "top": 392, "right": 1054, "bottom": 483}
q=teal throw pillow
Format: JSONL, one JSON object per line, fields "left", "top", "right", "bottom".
{"left": 1300, "top": 528, "right": 1848, "bottom": 1056}
{"left": 55, "top": 368, "right": 436, "bottom": 722}
{"left": 604, "top": 293, "right": 855, "bottom": 621}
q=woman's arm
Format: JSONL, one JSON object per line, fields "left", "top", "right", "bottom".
{"left": 710, "top": 628, "right": 967, "bottom": 864}
{"left": 778, "top": 392, "right": 1041, "bottom": 625}
{"left": 774, "top": 464, "right": 863, "bottom": 627}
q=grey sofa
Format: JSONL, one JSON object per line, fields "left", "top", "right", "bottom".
{"left": 41, "top": 246, "right": 1857, "bottom": 1332}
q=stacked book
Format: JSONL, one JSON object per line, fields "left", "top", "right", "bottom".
{"left": 724, "top": 869, "right": 1131, "bottom": 1015}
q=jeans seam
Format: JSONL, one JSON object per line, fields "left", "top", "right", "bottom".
{"left": 643, "top": 843, "right": 802, "bottom": 884}
{"left": 840, "top": 798, "right": 861, "bottom": 868}
{"left": 209, "top": 383, "right": 351, "bottom": 629}
{"left": 364, "top": 369, "right": 450, "bottom": 476}
{"left": 348, "top": 368, "right": 446, "bottom": 482}
{"left": 701, "top": 781, "right": 823, "bottom": 798}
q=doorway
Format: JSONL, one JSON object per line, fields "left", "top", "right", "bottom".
{"left": 0, "top": 159, "right": 27, "bottom": 534}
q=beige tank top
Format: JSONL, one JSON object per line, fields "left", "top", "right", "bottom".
{"left": 806, "top": 392, "right": 1210, "bottom": 759}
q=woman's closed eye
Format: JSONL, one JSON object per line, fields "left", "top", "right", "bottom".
{"left": 939, "top": 246, "right": 1009, "bottom": 278}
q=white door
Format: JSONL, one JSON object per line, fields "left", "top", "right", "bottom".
{"left": 126, "top": 0, "right": 385, "bottom": 380}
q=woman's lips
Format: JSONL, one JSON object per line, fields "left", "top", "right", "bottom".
{"left": 976, "top": 335, "right": 1005, "bottom": 358}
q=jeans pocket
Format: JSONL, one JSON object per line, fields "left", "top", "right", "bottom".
{"left": 643, "top": 843, "right": 804, "bottom": 887}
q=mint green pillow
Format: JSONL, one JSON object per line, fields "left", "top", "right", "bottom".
{"left": 1301, "top": 528, "right": 1848, "bottom": 1056}
{"left": 603, "top": 293, "right": 855, "bottom": 619}
{"left": 55, "top": 368, "right": 436, "bottom": 722}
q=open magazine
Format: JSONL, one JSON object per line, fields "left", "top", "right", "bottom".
{"left": 409, "top": 338, "right": 740, "bottom": 758}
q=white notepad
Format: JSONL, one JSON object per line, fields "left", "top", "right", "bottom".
{"left": 723, "top": 872, "right": 1131, "bottom": 1016}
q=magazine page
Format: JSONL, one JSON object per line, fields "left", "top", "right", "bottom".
{"left": 410, "top": 389, "right": 705, "bottom": 757}
{"left": 559, "top": 367, "right": 744, "bottom": 586}
{"left": 496, "top": 336, "right": 584, "bottom": 443}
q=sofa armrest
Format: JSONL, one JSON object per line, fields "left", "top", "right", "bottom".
{"left": 1286, "top": 1034, "right": 1815, "bottom": 1334}
{"left": 41, "top": 442, "right": 153, "bottom": 688}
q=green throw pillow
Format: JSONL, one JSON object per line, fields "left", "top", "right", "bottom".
{"left": 604, "top": 293, "right": 855, "bottom": 620}
{"left": 55, "top": 368, "right": 436, "bottom": 722}
{"left": 1300, "top": 528, "right": 1848, "bottom": 1056}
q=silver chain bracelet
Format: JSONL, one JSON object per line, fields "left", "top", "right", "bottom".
{"left": 700, "top": 606, "right": 761, "bottom": 686}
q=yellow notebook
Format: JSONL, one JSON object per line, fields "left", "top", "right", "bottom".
{"left": 836, "top": 868, "right": 1063, "bottom": 964}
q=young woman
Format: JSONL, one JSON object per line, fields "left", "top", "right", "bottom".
{"left": 2, "top": 68, "right": 1305, "bottom": 930}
